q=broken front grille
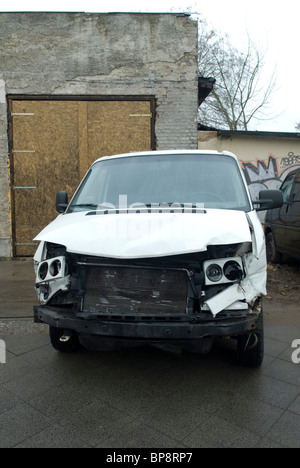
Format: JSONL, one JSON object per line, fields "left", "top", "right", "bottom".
{"left": 82, "top": 265, "right": 189, "bottom": 315}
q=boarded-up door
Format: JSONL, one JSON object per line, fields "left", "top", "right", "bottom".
{"left": 9, "top": 98, "right": 154, "bottom": 256}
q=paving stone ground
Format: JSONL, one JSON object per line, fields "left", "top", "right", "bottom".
{"left": 0, "top": 259, "right": 300, "bottom": 448}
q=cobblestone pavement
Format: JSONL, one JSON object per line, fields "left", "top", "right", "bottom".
{"left": 0, "top": 259, "right": 300, "bottom": 448}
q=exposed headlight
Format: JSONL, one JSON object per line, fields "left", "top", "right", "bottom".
{"left": 206, "top": 264, "right": 223, "bottom": 283}
{"left": 36, "top": 256, "right": 66, "bottom": 283}
{"left": 35, "top": 255, "right": 70, "bottom": 305}
{"left": 223, "top": 260, "right": 243, "bottom": 282}
{"left": 204, "top": 257, "right": 244, "bottom": 285}
{"left": 38, "top": 262, "right": 49, "bottom": 281}
{"left": 49, "top": 259, "right": 62, "bottom": 277}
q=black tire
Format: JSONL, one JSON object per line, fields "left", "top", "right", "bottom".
{"left": 266, "top": 231, "right": 281, "bottom": 264}
{"left": 237, "top": 311, "right": 264, "bottom": 367}
{"left": 49, "top": 326, "right": 82, "bottom": 353}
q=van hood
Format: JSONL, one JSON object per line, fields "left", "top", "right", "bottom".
{"left": 34, "top": 209, "right": 253, "bottom": 259}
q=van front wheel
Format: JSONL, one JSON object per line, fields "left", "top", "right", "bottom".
{"left": 266, "top": 231, "right": 281, "bottom": 264}
{"left": 237, "top": 313, "right": 264, "bottom": 367}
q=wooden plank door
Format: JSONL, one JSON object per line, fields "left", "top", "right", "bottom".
{"left": 10, "top": 98, "right": 154, "bottom": 256}
{"left": 11, "top": 100, "right": 80, "bottom": 256}
{"left": 78, "top": 100, "right": 153, "bottom": 178}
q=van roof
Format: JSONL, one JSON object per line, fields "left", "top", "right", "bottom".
{"left": 93, "top": 150, "right": 238, "bottom": 165}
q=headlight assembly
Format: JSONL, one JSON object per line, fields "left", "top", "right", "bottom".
{"left": 35, "top": 255, "right": 70, "bottom": 304}
{"left": 204, "top": 257, "right": 244, "bottom": 285}
{"left": 36, "top": 256, "right": 66, "bottom": 283}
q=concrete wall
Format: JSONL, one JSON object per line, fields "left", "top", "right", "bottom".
{"left": 0, "top": 79, "right": 10, "bottom": 256}
{"left": 0, "top": 12, "right": 198, "bottom": 256}
{"left": 199, "top": 130, "right": 300, "bottom": 201}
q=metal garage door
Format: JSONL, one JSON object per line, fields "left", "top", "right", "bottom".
{"left": 9, "top": 97, "right": 155, "bottom": 256}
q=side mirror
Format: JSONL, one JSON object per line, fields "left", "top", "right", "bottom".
{"left": 56, "top": 191, "right": 68, "bottom": 213}
{"left": 253, "top": 189, "right": 283, "bottom": 212}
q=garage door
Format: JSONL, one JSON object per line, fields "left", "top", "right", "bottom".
{"left": 9, "top": 98, "right": 154, "bottom": 256}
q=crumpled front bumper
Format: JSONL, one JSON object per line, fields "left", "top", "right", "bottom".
{"left": 34, "top": 305, "right": 260, "bottom": 342}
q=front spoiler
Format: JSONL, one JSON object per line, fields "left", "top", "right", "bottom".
{"left": 34, "top": 305, "right": 260, "bottom": 341}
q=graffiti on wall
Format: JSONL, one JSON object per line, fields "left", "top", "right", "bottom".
{"left": 241, "top": 151, "right": 300, "bottom": 201}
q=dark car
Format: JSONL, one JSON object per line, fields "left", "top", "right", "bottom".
{"left": 265, "top": 168, "right": 300, "bottom": 263}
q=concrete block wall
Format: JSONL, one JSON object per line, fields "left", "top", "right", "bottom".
{"left": 0, "top": 12, "right": 198, "bottom": 256}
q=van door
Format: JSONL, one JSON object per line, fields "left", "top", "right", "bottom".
{"left": 272, "top": 172, "right": 296, "bottom": 255}
{"left": 284, "top": 169, "right": 300, "bottom": 258}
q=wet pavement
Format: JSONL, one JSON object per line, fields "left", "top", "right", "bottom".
{"left": 0, "top": 259, "right": 300, "bottom": 448}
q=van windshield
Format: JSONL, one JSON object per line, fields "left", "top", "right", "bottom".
{"left": 68, "top": 153, "right": 251, "bottom": 213}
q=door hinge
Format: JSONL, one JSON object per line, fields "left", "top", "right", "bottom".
{"left": 129, "top": 113, "right": 152, "bottom": 117}
{"left": 11, "top": 113, "right": 35, "bottom": 116}
{"left": 13, "top": 186, "right": 37, "bottom": 190}
{"left": 12, "top": 150, "right": 36, "bottom": 153}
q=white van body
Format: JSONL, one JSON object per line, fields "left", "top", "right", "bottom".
{"left": 33, "top": 150, "right": 282, "bottom": 366}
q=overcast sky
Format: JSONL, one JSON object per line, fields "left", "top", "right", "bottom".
{"left": 1, "top": 0, "right": 299, "bottom": 133}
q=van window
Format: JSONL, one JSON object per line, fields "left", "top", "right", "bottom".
{"left": 281, "top": 174, "right": 296, "bottom": 204}
{"left": 292, "top": 172, "right": 300, "bottom": 200}
{"left": 68, "top": 153, "right": 251, "bottom": 213}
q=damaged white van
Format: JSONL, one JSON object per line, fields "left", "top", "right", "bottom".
{"left": 33, "top": 150, "right": 283, "bottom": 366}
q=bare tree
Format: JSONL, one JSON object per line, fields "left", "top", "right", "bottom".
{"left": 295, "top": 122, "right": 300, "bottom": 131}
{"left": 198, "top": 21, "right": 277, "bottom": 130}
